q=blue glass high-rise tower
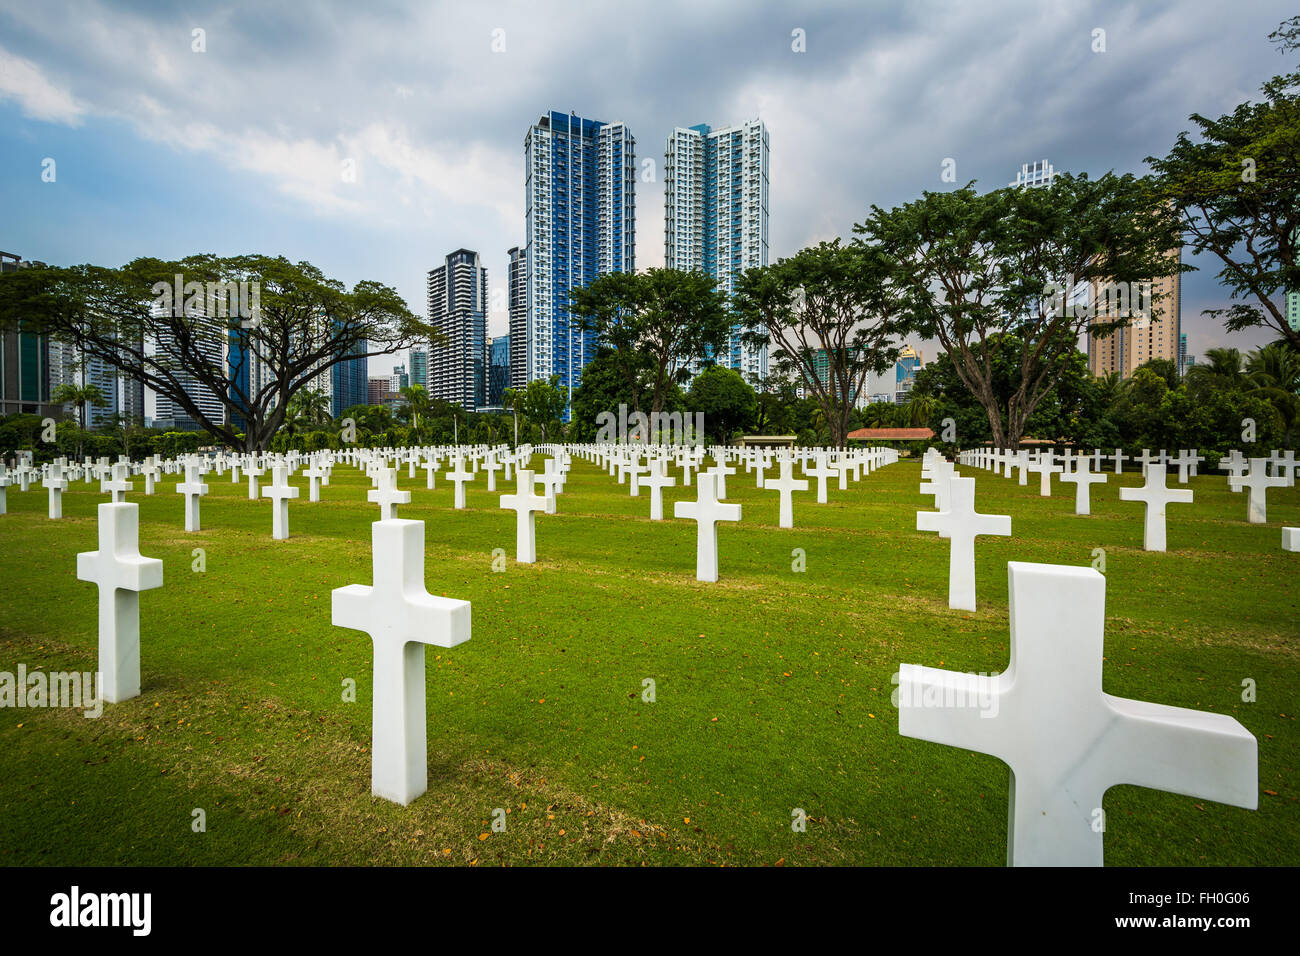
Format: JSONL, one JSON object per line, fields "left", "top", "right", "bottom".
{"left": 525, "top": 110, "right": 636, "bottom": 418}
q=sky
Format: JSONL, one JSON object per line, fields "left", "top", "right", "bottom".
{"left": 1, "top": 0, "right": 1294, "bottom": 385}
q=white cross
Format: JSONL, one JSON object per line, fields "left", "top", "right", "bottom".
{"left": 765, "top": 458, "right": 808, "bottom": 529}
{"left": 1060, "top": 456, "right": 1107, "bottom": 516}
{"left": 673, "top": 472, "right": 741, "bottom": 582}
{"left": 534, "top": 459, "right": 563, "bottom": 514}
{"left": 303, "top": 462, "right": 325, "bottom": 503}
{"left": 898, "top": 561, "right": 1257, "bottom": 866}
{"left": 368, "top": 467, "right": 410, "bottom": 521}
{"left": 625, "top": 456, "right": 647, "bottom": 496}
{"left": 1109, "top": 448, "right": 1126, "bottom": 475}
{"left": 1229, "top": 457, "right": 1287, "bottom": 524}
{"left": 75, "top": 502, "right": 164, "bottom": 703}
{"left": 262, "top": 464, "right": 300, "bottom": 539}
{"left": 0, "top": 468, "right": 9, "bottom": 516}
{"left": 641, "top": 458, "right": 676, "bottom": 521}
{"left": 1119, "top": 464, "right": 1193, "bottom": 551}
{"left": 1027, "top": 453, "right": 1060, "bottom": 497}
{"left": 141, "top": 461, "right": 161, "bottom": 495}
{"left": 916, "top": 475, "right": 1010, "bottom": 611}
{"left": 104, "top": 463, "right": 133, "bottom": 503}
{"left": 421, "top": 458, "right": 438, "bottom": 490}
{"left": 177, "top": 464, "right": 209, "bottom": 532}
{"left": 43, "top": 462, "right": 67, "bottom": 519}
{"left": 1218, "top": 450, "right": 1248, "bottom": 481}
{"left": 245, "top": 462, "right": 264, "bottom": 500}
{"left": 483, "top": 457, "right": 501, "bottom": 492}
{"left": 804, "top": 454, "right": 836, "bottom": 504}
{"left": 331, "top": 518, "right": 471, "bottom": 805}
{"left": 708, "top": 459, "right": 736, "bottom": 499}
{"left": 500, "top": 469, "right": 548, "bottom": 563}
{"left": 445, "top": 456, "right": 473, "bottom": 510}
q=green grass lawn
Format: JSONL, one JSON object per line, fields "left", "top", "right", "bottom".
{"left": 0, "top": 453, "right": 1295, "bottom": 866}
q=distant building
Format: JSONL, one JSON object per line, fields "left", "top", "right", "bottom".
{"left": 664, "top": 119, "right": 770, "bottom": 383}
{"left": 0, "top": 252, "right": 59, "bottom": 419}
{"left": 367, "top": 377, "right": 391, "bottom": 406}
{"left": 409, "top": 348, "right": 428, "bottom": 388}
{"left": 427, "top": 249, "right": 487, "bottom": 412}
{"left": 525, "top": 110, "right": 636, "bottom": 417}
{"left": 894, "top": 346, "right": 923, "bottom": 404}
{"left": 330, "top": 340, "right": 369, "bottom": 418}
{"left": 1178, "top": 332, "right": 1188, "bottom": 376}
{"left": 1010, "top": 158, "right": 1056, "bottom": 188}
{"left": 152, "top": 313, "right": 228, "bottom": 431}
{"left": 1287, "top": 290, "right": 1299, "bottom": 332}
{"left": 1088, "top": 247, "right": 1182, "bottom": 379}
{"left": 488, "top": 334, "right": 509, "bottom": 407}
{"left": 507, "top": 246, "right": 527, "bottom": 390}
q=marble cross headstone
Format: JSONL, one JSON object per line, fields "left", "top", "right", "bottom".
{"left": 105, "top": 463, "right": 133, "bottom": 503}
{"left": 43, "top": 462, "right": 68, "bottom": 519}
{"left": 500, "top": 469, "right": 548, "bottom": 563}
{"left": 262, "top": 464, "right": 300, "bottom": 539}
{"left": 673, "top": 472, "right": 741, "bottom": 582}
{"left": 1059, "top": 456, "right": 1107, "bottom": 516}
{"left": 177, "top": 463, "right": 209, "bottom": 532}
{"left": 641, "top": 458, "right": 676, "bottom": 521}
{"left": 765, "top": 458, "right": 808, "bottom": 529}
{"left": 75, "top": 503, "right": 164, "bottom": 702}
{"left": 332, "top": 518, "right": 471, "bottom": 805}
{"left": 1229, "top": 457, "right": 1287, "bottom": 524}
{"left": 916, "top": 475, "right": 1010, "bottom": 611}
{"left": 446, "top": 456, "right": 473, "bottom": 509}
{"left": 898, "top": 561, "right": 1257, "bottom": 866}
{"left": 1119, "top": 465, "right": 1192, "bottom": 551}
{"left": 368, "top": 467, "right": 410, "bottom": 521}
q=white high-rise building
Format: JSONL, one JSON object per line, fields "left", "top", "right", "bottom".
{"left": 665, "top": 118, "right": 770, "bottom": 383}
{"left": 1010, "top": 158, "right": 1056, "bottom": 189}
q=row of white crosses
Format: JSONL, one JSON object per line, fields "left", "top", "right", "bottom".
{"left": 916, "top": 452, "right": 1011, "bottom": 611}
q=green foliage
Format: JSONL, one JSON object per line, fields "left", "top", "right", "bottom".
{"left": 686, "top": 366, "right": 758, "bottom": 444}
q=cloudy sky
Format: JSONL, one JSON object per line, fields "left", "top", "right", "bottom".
{"left": 1, "top": 0, "right": 1294, "bottom": 378}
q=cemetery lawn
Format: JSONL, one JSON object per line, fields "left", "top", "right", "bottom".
{"left": 0, "top": 457, "right": 1296, "bottom": 867}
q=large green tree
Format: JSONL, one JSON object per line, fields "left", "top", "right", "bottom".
{"left": 0, "top": 255, "right": 432, "bottom": 452}
{"left": 686, "top": 365, "right": 757, "bottom": 444}
{"left": 859, "top": 173, "right": 1183, "bottom": 449}
{"left": 567, "top": 268, "right": 729, "bottom": 426}
{"left": 734, "top": 240, "right": 902, "bottom": 449}
{"left": 1146, "top": 17, "right": 1300, "bottom": 351}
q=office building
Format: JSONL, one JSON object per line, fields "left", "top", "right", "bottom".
{"left": 0, "top": 252, "right": 60, "bottom": 419}
{"left": 488, "top": 334, "right": 509, "bottom": 408}
{"left": 1287, "top": 291, "right": 1299, "bottom": 333}
{"left": 427, "top": 249, "right": 487, "bottom": 412}
{"left": 507, "top": 246, "right": 527, "bottom": 390}
{"left": 525, "top": 110, "right": 636, "bottom": 415}
{"left": 894, "top": 346, "right": 923, "bottom": 404}
{"left": 665, "top": 119, "right": 770, "bottom": 382}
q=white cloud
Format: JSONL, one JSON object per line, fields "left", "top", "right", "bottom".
{"left": 0, "top": 45, "right": 85, "bottom": 124}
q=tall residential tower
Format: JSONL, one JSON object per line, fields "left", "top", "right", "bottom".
{"left": 664, "top": 119, "right": 770, "bottom": 382}
{"left": 525, "top": 110, "right": 636, "bottom": 415}
{"left": 426, "top": 249, "right": 489, "bottom": 412}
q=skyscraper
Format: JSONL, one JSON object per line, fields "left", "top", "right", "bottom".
{"left": 665, "top": 119, "right": 770, "bottom": 382}
{"left": 488, "top": 334, "right": 510, "bottom": 408}
{"left": 330, "top": 340, "right": 369, "bottom": 418}
{"left": 1087, "top": 247, "right": 1182, "bottom": 379}
{"left": 408, "top": 347, "right": 428, "bottom": 389}
{"left": 427, "top": 249, "right": 488, "bottom": 412}
{"left": 525, "top": 110, "right": 636, "bottom": 416}
{"left": 1287, "top": 291, "right": 1299, "bottom": 333}
{"left": 507, "top": 246, "right": 527, "bottom": 390}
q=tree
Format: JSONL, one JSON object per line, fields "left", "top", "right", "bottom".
{"left": 734, "top": 240, "right": 902, "bottom": 449}
{"left": 567, "top": 268, "right": 729, "bottom": 427}
{"left": 1245, "top": 343, "right": 1300, "bottom": 444}
{"left": 514, "top": 376, "right": 566, "bottom": 441}
{"left": 1146, "top": 19, "right": 1299, "bottom": 351}
{"left": 569, "top": 347, "right": 676, "bottom": 441}
{"left": 686, "top": 365, "right": 757, "bottom": 444}
{"left": 51, "top": 382, "right": 106, "bottom": 433}
{"left": 860, "top": 173, "right": 1183, "bottom": 448}
{"left": 396, "top": 384, "right": 429, "bottom": 439}
{"left": 0, "top": 255, "right": 434, "bottom": 452}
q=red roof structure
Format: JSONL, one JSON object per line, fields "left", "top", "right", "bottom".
{"left": 846, "top": 427, "right": 935, "bottom": 441}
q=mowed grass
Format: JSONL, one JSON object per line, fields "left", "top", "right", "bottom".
{"left": 0, "top": 452, "right": 1295, "bottom": 866}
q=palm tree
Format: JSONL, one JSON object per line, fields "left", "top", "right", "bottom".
{"left": 1186, "top": 347, "right": 1245, "bottom": 391}
{"left": 1246, "top": 344, "right": 1300, "bottom": 444}
{"left": 397, "top": 384, "right": 429, "bottom": 439}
